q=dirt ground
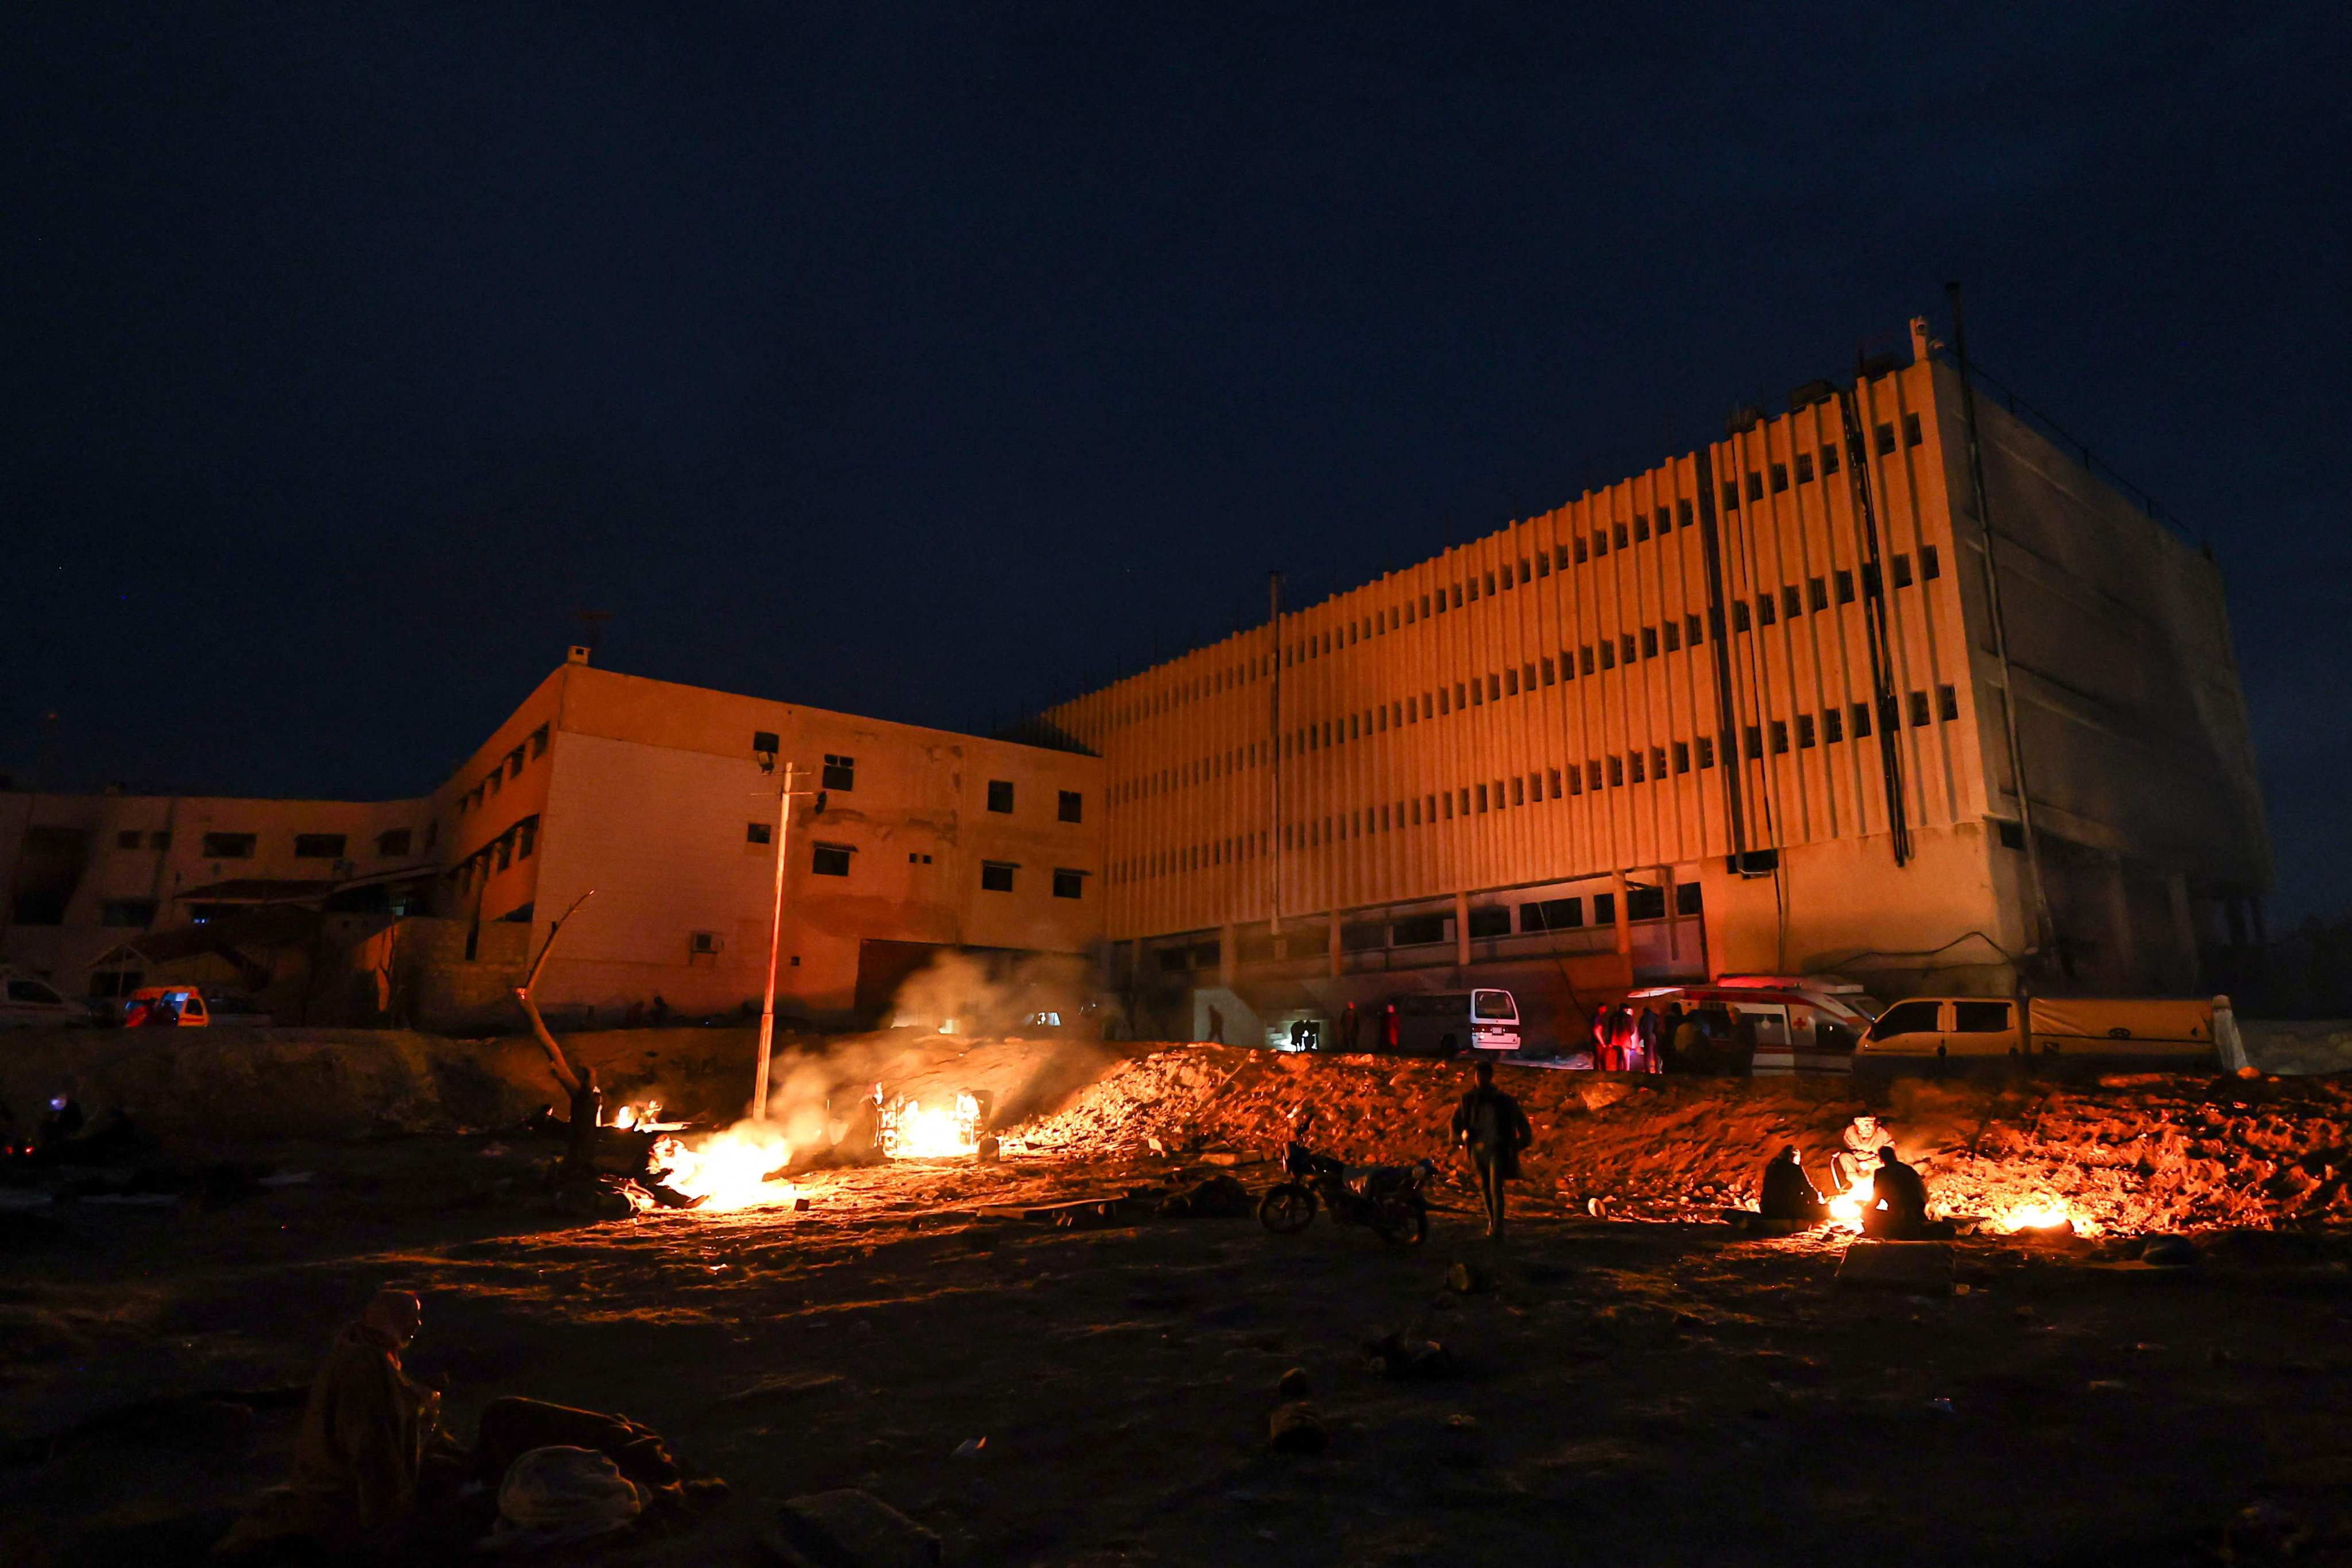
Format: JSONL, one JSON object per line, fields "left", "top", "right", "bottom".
{"left": 5, "top": 1037, "right": 2352, "bottom": 1565}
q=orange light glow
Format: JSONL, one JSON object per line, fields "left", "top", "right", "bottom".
{"left": 649, "top": 1122, "right": 797, "bottom": 1210}
{"left": 878, "top": 1092, "right": 982, "bottom": 1158}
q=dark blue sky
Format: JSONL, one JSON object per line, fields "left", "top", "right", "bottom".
{"left": 5, "top": 5, "right": 2347, "bottom": 919}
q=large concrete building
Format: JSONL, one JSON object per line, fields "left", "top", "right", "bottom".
{"left": 1042, "top": 318, "right": 2268, "bottom": 1042}
{"left": 1, "top": 317, "right": 2268, "bottom": 1040}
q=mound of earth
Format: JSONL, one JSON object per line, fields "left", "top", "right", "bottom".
{"left": 1011, "top": 1047, "right": 2352, "bottom": 1233}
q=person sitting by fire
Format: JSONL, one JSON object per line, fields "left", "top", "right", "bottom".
{"left": 1863, "top": 1145, "right": 1933, "bottom": 1239}
{"left": 1758, "top": 1145, "right": 1829, "bottom": 1224}
{"left": 1830, "top": 1113, "right": 1889, "bottom": 1192}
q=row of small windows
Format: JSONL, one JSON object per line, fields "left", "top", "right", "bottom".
{"left": 449, "top": 814, "right": 539, "bottom": 890}
{"left": 1113, "top": 549, "right": 1942, "bottom": 767}
{"left": 1109, "top": 420, "right": 1929, "bottom": 729}
{"left": 1115, "top": 688, "right": 1961, "bottom": 881}
{"left": 797, "top": 838, "right": 1086, "bottom": 899}
{"left": 457, "top": 724, "right": 551, "bottom": 817}
{"left": 190, "top": 828, "right": 420, "bottom": 862}
{"left": 1724, "top": 416, "right": 1921, "bottom": 509}
{"left": 743, "top": 741, "right": 1084, "bottom": 824}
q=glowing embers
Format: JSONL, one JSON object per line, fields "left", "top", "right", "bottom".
{"left": 647, "top": 1121, "right": 797, "bottom": 1211}
{"left": 611, "top": 1100, "right": 685, "bottom": 1133}
{"left": 1827, "top": 1185, "right": 1874, "bottom": 1234}
{"left": 1994, "top": 1198, "right": 2098, "bottom": 1238}
{"left": 878, "top": 1091, "right": 983, "bottom": 1159}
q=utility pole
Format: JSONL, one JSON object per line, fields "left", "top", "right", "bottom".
{"left": 753, "top": 762, "right": 821, "bottom": 1118}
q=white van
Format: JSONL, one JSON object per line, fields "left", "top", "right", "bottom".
{"left": 1382, "top": 990, "right": 1521, "bottom": 1056}
{"left": 0, "top": 970, "right": 87, "bottom": 1029}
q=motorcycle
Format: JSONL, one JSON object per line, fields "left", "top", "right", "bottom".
{"left": 1257, "top": 1110, "right": 1433, "bottom": 1245}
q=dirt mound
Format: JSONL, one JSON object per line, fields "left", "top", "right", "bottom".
{"left": 1012, "top": 1046, "right": 2352, "bottom": 1233}
{"left": 0, "top": 1025, "right": 1142, "bottom": 1153}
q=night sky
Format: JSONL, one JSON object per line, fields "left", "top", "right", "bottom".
{"left": 5, "top": 6, "right": 2347, "bottom": 920}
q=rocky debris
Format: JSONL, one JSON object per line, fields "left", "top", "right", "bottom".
{"left": 1835, "top": 1240, "right": 1955, "bottom": 1294}
{"left": 1268, "top": 1400, "right": 1328, "bottom": 1453}
{"left": 1276, "top": 1366, "right": 1311, "bottom": 1397}
{"left": 763, "top": 1488, "right": 941, "bottom": 1567}
{"left": 2139, "top": 1234, "right": 2199, "bottom": 1267}
{"left": 1366, "top": 1332, "right": 1457, "bottom": 1380}
{"left": 1011, "top": 1043, "right": 2352, "bottom": 1235}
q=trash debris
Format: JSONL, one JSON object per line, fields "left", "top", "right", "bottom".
{"left": 950, "top": 1436, "right": 986, "bottom": 1459}
{"left": 2140, "top": 1234, "right": 2197, "bottom": 1267}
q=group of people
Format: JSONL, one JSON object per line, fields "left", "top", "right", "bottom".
{"left": 1588, "top": 1002, "right": 1665, "bottom": 1072}
{"left": 1758, "top": 1113, "right": 1941, "bottom": 1238}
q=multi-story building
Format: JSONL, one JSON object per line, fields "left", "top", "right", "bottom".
{"left": 3, "top": 316, "right": 2269, "bottom": 1042}
{"left": 1044, "top": 318, "right": 2269, "bottom": 1042}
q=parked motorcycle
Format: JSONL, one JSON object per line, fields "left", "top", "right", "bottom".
{"left": 1258, "top": 1112, "right": 1433, "bottom": 1245}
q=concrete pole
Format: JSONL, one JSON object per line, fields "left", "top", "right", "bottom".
{"left": 1453, "top": 890, "right": 1471, "bottom": 968}
{"left": 1218, "top": 921, "right": 1235, "bottom": 990}
{"left": 1612, "top": 870, "right": 1633, "bottom": 958}
{"left": 752, "top": 762, "right": 798, "bottom": 1121}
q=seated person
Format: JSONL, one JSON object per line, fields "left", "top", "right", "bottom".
{"left": 1830, "top": 1114, "right": 1888, "bottom": 1192}
{"left": 1861, "top": 1146, "right": 1932, "bottom": 1239}
{"left": 1758, "top": 1145, "right": 1829, "bottom": 1223}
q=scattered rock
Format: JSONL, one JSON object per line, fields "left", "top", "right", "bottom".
{"left": 764, "top": 1488, "right": 942, "bottom": 1568}
{"left": 2140, "top": 1234, "right": 2197, "bottom": 1267}
{"left": 1199, "top": 1149, "right": 1243, "bottom": 1167}
{"left": 1277, "top": 1367, "right": 1311, "bottom": 1397}
{"left": 1366, "top": 1332, "right": 1457, "bottom": 1380}
{"left": 1445, "top": 1261, "right": 1494, "bottom": 1295}
{"left": 719, "top": 1371, "right": 847, "bottom": 1407}
{"left": 1268, "top": 1400, "right": 1327, "bottom": 1453}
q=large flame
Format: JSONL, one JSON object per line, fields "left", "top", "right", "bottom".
{"left": 879, "top": 1092, "right": 982, "bottom": 1158}
{"left": 649, "top": 1121, "right": 797, "bottom": 1211}
{"left": 1827, "top": 1186, "right": 1875, "bottom": 1234}
{"left": 1995, "top": 1198, "right": 2096, "bottom": 1237}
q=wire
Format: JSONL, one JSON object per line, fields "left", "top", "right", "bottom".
{"left": 1828, "top": 929, "right": 2021, "bottom": 967}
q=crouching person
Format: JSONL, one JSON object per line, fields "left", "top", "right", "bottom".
{"left": 1861, "top": 1146, "right": 1934, "bottom": 1239}
{"left": 214, "top": 1289, "right": 449, "bottom": 1558}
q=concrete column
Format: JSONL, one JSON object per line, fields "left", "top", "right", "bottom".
{"left": 1612, "top": 870, "right": 1632, "bottom": 957}
{"left": 1327, "top": 907, "right": 1342, "bottom": 979}
{"left": 1661, "top": 865, "right": 1679, "bottom": 961}
{"left": 1218, "top": 922, "right": 1235, "bottom": 990}
{"left": 1454, "top": 890, "right": 1472, "bottom": 967}
{"left": 2166, "top": 874, "right": 2199, "bottom": 992}
{"left": 2103, "top": 854, "right": 2138, "bottom": 990}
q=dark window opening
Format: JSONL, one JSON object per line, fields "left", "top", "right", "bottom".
{"left": 747, "top": 821, "right": 773, "bottom": 845}
{"left": 377, "top": 828, "right": 412, "bottom": 858}
{"left": 987, "top": 779, "right": 1015, "bottom": 813}
{"left": 203, "top": 832, "right": 257, "bottom": 860}
{"left": 979, "top": 859, "right": 1014, "bottom": 891}
{"left": 294, "top": 833, "right": 346, "bottom": 860}
{"left": 1733, "top": 601, "right": 1752, "bottom": 632}
{"left": 1938, "top": 684, "right": 1960, "bottom": 721}
{"left": 1746, "top": 472, "right": 1764, "bottom": 501}
{"left": 1757, "top": 594, "right": 1776, "bottom": 628}
{"left": 1921, "top": 544, "right": 1941, "bottom": 580}
{"left": 1052, "top": 868, "right": 1086, "bottom": 899}
{"left": 1783, "top": 585, "right": 1803, "bottom": 620}
{"left": 1824, "top": 708, "right": 1844, "bottom": 743}
{"left": 1875, "top": 422, "right": 1897, "bottom": 455}
{"left": 1521, "top": 897, "right": 1582, "bottom": 932}
{"left": 1697, "top": 735, "right": 1716, "bottom": 768}
{"left": 1821, "top": 442, "right": 1840, "bottom": 475}
{"left": 1997, "top": 820, "right": 2027, "bottom": 851}
{"left": 1676, "top": 882, "right": 1703, "bottom": 916}
{"left": 1903, "top": 412, "right": 1924, "bottom": 447}
{"left": 1852, "top": 702, "right": 1873, "bottom": 739}
{"left": 1893, "top": 553, "right": 1914, "bottom": 588}
{"left": 1770, "top": 463, "right": 1789, "bottom": 493}
{"left": 1795, "top": 452, "right": 1814, "bottom": 484}
{"left": 1628, "top": 885, "right": 1667, "bottom": 921}
{"left": 1797, "top": 714, "right": 1816, "bottom": 748}
{"left": 1808, "top": 577, "right": 1829, "bottom": 612}
{"left": 822, "top": 754, "right": 855, "bottom": 791}
{"left": 1909, "top": 690, "right": 1933, "bottom": 727}
{"left": 1467, "top": 906, "right": 1511, "bottom": 940}
{"left": 1836, "top": 569, "right": 1856, "bottom": 604}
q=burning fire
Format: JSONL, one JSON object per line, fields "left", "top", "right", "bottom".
{"left": 647, "top": 1122, "right": 797, "bottom": 1211}
{"left": 1828, "top": 1186, "right": 1876, "bottom": 1234}
{"left": 878, "top": 1092, "right": 982, "bottom": 1159}
{"left": 1995, "top": 1199, "right": 2096, "bottom": 1237}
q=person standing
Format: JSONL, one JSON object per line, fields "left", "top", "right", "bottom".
{"left": 1635, "top": 1005, "right": 1663, "bottom": 1073}
{"left": 1451, "top": 1058, "right": 1534, "bottom": 1239}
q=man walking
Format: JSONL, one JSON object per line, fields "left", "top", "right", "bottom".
{"left": 1451, "top": 1058, "right": 1534, "bottom": 1239}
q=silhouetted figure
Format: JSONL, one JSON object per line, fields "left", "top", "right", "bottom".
{"left": 1863, "top": 1146, "right": 1931, "bottom": 1239}
{"left": 1206, "top": 1004, "right": 1225, "bottom": 1044}
{"left": 1759, "top": 1145, "right": 1829, "bottom": 1223}
{"left": 1451, "top": 1059, "right": 1534, "bottom": 1240}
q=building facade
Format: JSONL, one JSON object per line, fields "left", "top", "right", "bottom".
{"left": 1043, "top": 319, "right": 2268, "bottom": 1044}
{"left": 2, "top": 316, "right": 2269, "bottom": 1042}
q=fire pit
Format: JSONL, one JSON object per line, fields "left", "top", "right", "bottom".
{"left": 878, "top": 1092, "right": 984, "bottom": 1159}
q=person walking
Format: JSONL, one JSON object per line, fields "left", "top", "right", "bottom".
{"left": 1451, "top": 1058, "right": 1534, "bottom": 1239}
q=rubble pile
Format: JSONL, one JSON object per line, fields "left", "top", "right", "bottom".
{"left": 1014, "top": 1046, "right": 2352, "bottom": 1233}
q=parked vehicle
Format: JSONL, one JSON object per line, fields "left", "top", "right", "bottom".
{"left": 1629, "top": 976, "right": 1882, "bottom": 1075}
{"left": 1853, "top": 994, "right": 2217, "bottom": 1078}
{"left": 1380, "top": 989, "right": 1521, "bottom": 1057}
{"left": 122, "top": 986, "right": 210, "bottom": 1027}
{"left": 0, "top": 970, "right": 86, "bottom": 1029}
{"left": 1259, "top": 1124, "right": 1434, "bottom": 1246}
{"left": 202, "top": 991, "right": 275, "bottom": 1027}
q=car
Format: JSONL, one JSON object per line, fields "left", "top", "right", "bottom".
{"left": 0, "top": 971, "right": 87, "bottom": 1029}
{"left": 201, "top": 990, "right": 275, "bottom": 1026}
